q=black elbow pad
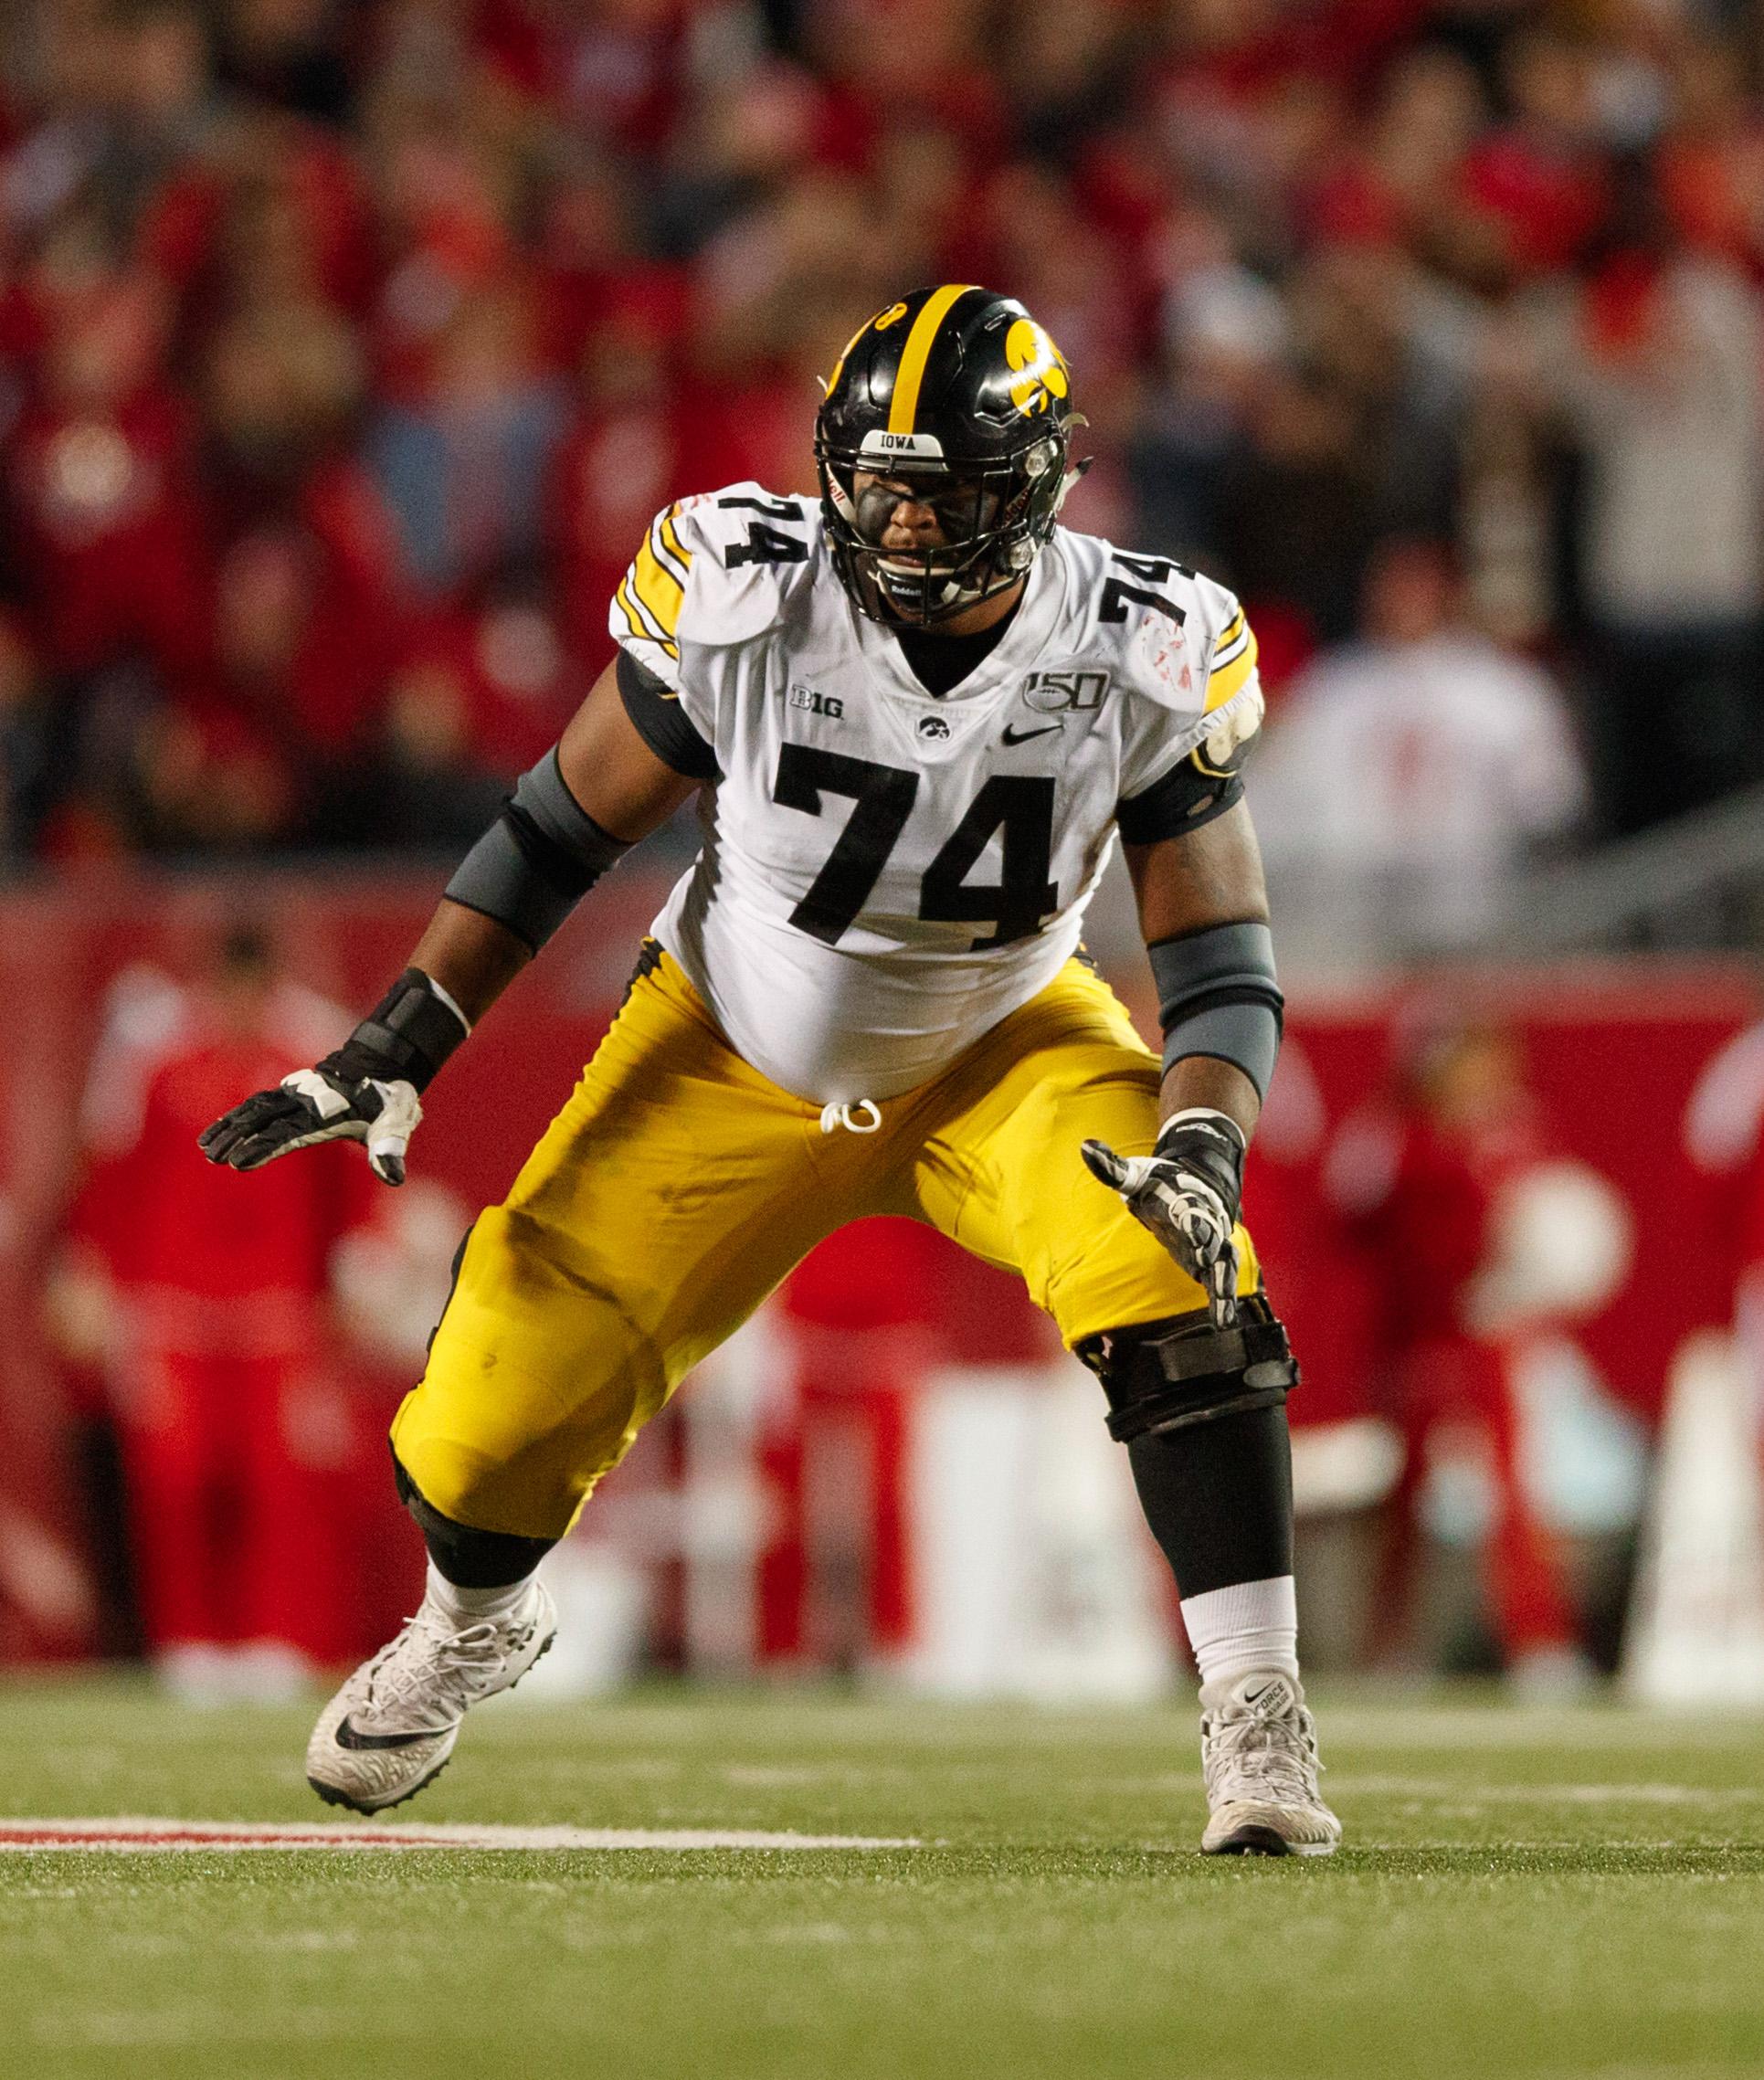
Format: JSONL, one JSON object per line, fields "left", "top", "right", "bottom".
{"left": 444, "top": 751, "right": 631, "bottom": 952}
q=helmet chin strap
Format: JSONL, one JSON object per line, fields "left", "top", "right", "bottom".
{"left": 880, "top": 560, "right": 985, "bottom": 614}
{"left": 821, "top": 428, "right": 1090, "bottom": 626}
{"left": 1056, "top": 451, "right": 1092, "bottom": 511}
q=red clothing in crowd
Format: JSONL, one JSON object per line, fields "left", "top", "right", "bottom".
{"left": 71, "top": 980, "right": 377, "bottom": 1664}
{"left": 757, "top": 1221, "right": 948, "bottom": 1663}
{"left": 758, "top": 1219, "right": 1057, "bottom": 1666}
{"left": 396, "top": 590, "right": 589, "bottom": 780}
{"left": 1242, "top": 1036, "right": 1377, "bottom": 1428}
{"left": 5, "top": 384, "right": 206, "bottom": 681}
{"left": 141, "top": 130, "right": 379, "bottom": 336}
{"left": 198, "top": 454, "right": 410, "bottom": 761}
{"left": 1339, "top": 1089, "right": 1579, "bottom": 1661}
{"left": 548, "top": 394, "right": 691, "bottom": 680}
{"left": 89, "top": 1016, "right": 370, "bottom": 1313}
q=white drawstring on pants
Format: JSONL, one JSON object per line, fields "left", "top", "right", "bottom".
{"left": 819, "top": 1099, "right": 882, "bottom": 1135}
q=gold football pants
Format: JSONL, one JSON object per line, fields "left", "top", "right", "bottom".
{"left": 391, "top": 947, "right": 1261, "bottom": 1539}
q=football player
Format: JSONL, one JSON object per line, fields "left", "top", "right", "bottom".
{"left": 202, "top": 285, "right": 1340, "bottom": 1855}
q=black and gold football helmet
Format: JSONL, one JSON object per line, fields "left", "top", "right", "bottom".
{"left": 815, "top": 284, "right": 1084, "bottom": 627}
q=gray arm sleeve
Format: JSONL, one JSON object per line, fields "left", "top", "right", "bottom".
{"left": 443, "top": 750, "right": 632, "bottom": 953}
{"left": 1147, "top": 919, "right": 1284, "bottom": 1100}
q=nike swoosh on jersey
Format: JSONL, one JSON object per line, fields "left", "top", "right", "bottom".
{"left": 1001, "top": 722, "right": 1064, "bottom": 746}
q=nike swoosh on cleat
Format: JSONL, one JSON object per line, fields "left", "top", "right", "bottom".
{"left": 333, "top": 1715, "right": 448, "bottom": 1751}
{"left": 1241, "top": 1680, "right": 1289, "bottom": 1709}
{"left": 1001, "top": 722, "right": 1063, "bottom": 746}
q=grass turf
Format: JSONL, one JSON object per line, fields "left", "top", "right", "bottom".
{"left": 1, "top": 1680, "right": 1761, "bottom": 2078}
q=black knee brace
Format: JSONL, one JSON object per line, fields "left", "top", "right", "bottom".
{"left": 392, "top": 1452, "right": 557, "bottom": 1589}
{"left": 1078, "top": 1293, "right": 1299, "bottom": 1443}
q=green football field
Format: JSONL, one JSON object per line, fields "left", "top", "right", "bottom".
{"left": 1, "top": 1680, "right": 1761, "bottom": 2079}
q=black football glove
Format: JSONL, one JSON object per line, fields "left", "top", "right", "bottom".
{"left": 1081, "top": 1108, "right": 1246, "bottom": 1329}
{"left": 198, "top": 969, "right": 468, "bottom": 1187}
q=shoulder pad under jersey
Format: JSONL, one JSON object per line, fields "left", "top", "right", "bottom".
{"left": 609, "top": 482, "right": 819, "bottom": 692}
{"left": 1057, "top": 530, "right": 1265, "bottom": 799}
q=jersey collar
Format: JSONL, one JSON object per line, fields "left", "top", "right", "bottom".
{"left": 842, "top": 535, "right": 1071, "bottom": 709}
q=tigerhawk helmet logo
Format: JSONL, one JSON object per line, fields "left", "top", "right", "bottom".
{"left": 1005, "top": 319, "right": 1069, "bottom": 417}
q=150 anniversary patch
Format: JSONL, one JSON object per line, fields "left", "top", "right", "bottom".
{"left": 1020, "top": 670, "right": 1110, "bottom": 713}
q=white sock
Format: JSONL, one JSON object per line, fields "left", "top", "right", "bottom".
{"left": 425, "top": 1560, "right": 534, "bottom": 1629}
{"left": 1180, "top": 1574, "right": 1300, "bottom": 1691}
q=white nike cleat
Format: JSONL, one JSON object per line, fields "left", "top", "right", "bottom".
{"left": 1199, "top": 1668, "right": 1342, "bottom": 1856}
{"left": 305, "top": 1579, "right": 557, "bottom": 1814}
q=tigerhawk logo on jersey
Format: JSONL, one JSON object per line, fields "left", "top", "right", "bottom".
{"left": 1021, "top": 670, "right": 1110, "bottom": 714}
{"left": 789, "top": 685, "right": 844, "bottom": 719}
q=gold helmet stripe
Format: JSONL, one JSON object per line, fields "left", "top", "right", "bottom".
{"left": 887, "top": 283, "right": 979, "bottom": 436}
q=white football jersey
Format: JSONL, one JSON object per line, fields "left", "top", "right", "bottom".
{"left": 610, "top": 482, "right": 1262, "bottom": 1103}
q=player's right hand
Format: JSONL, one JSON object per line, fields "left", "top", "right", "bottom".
{"left": 199, "top": 1061, "right": 424, "bottom": 1186}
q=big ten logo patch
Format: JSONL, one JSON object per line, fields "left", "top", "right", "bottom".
{"left": 789, "top": 684, "right": 843, "bottom": 719}
{"left": 1021, "top": 670, "right": 1110, "bottom": 714}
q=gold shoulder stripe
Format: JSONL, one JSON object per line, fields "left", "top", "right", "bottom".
{"left": 622, "top": 575, "right": 674, "bottom": 648}
{"left": 614, "top": 575, "right": 651, "bottom": 646}
{"left": 630, "top": 536, "right": 685, "bottom": 639}
{"left": 647, "top": 523, "right": 689, "bottom": 590}
{"left": 658, "top": 509, "right": 692, "bottom": 574}
{"left": 1205, "top": 623, "right": 1259, "bottom": 712}
{"left": 616, "top": 575, "right": 678, "bottom": 660}
{"left": 888, "top": 283, "right": 978, "bottom": 436}
{"left": 1217, "top": 608, "right": 1246, "bottom": 650}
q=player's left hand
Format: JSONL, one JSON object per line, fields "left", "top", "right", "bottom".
{"left": 1082, "top": 1110, "right": 1246, "bottom": 1329}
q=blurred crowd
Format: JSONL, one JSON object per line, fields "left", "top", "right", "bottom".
{"left": 1, "top": 0, "right": 1762, "bottom": 880}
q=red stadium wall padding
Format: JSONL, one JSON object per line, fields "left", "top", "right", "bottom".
{"left": 0, "top": 864, "right": 1753, "bottom": 1658}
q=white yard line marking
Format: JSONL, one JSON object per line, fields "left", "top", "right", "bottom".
{"left": 0, "top": 1818, "right": 919, "bottom": 1854}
